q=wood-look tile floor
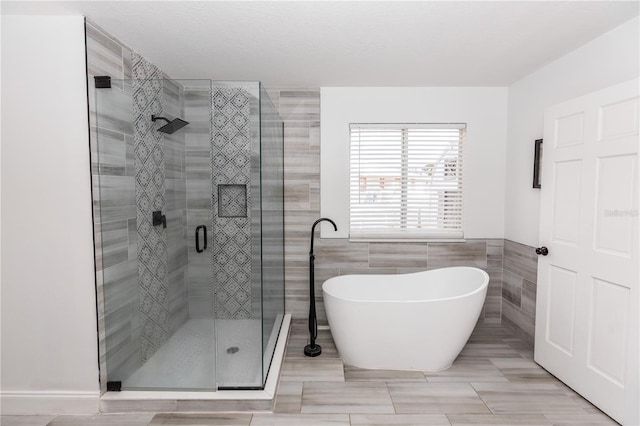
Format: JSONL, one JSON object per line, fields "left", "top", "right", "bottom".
{"left": 1, "top": 322, "right": 619, "bottom": 426}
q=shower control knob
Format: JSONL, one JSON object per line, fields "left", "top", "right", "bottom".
{"left": 535, "top": 246, "right": 549, "bottom": 256}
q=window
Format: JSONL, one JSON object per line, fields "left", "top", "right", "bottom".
{"left": 349, "top": 123, "right": 465, "bottom": 240}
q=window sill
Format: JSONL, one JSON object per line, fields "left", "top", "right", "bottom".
{"left": 348, "top": 237, "right": 466, "bottom": 243}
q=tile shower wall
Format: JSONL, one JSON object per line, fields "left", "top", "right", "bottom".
{"left": 88, "top": 21, "right": 189, "bottom": 387}
{"left": 266, "top": 87, "right": 505, "bottom": 327}
{"left": 162, "top": 79, "right": 190, "bottom": 335}
{"left": 87, "top": 21, "right": 140, "bottom": 390}
{"left": 211, "top": 87, "right": 254, "bottom": 319}
{"left": 260, "top": 84, "right": 286, "bottom": 350}
{"left": 184, "top": 84, "right": 215, "bottom": 318}
{"left": 265, "top": 88, "right": 322, "bottom": 322}
{"left": 131, "top": 55, "right": 171, "bottom": 361}
{"left": 502, "top": 240, "right": 538, "bottom": 346}
{"left": 131, "top": 54, "right": 189, "bottom": 361}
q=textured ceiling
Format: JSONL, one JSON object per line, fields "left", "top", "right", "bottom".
{"left": 3, "top": 1, "right": 639, "bottom": 86}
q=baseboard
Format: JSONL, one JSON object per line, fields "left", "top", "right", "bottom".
{"left": 0, "top": 390, "right": 100, "bottom": 415}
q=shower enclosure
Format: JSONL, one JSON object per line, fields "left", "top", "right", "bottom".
{"left": 92, "top": 77, "right": 284, "bottom": 391}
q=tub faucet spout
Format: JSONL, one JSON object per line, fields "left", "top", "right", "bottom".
{"left": 310, "top": 218, "right": 337, "bottom": 254}
{"left": 305, "top": 218, "right": 338, "bottom": 357}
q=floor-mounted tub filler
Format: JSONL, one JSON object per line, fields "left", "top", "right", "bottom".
{"left": 323, "top": 267, "right": 489, "bottom": 371}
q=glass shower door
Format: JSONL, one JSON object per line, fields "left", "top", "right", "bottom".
{"left": 96, "top": 78, "right": 216, "bottom": 391}
{"left": 259, "top": 83, "right": 285, "bottom": 385}
{"left": 211, "top": 82, "right": 284, "bottom": 389}
{"left": 95, "top": 77, "right": 284, "bottom": 392}
{"left": 211, "top": 82, "right": 264, "bottom": 389}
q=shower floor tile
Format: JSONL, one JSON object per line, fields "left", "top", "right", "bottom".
{"left": 123, "top": 319, "right": 216, "bottom": 390}
{"left": 122, "top": 318, "right": 263, "bottom": 390}
{"left": 216, "top": 319, "right": 263, "bottom": 388}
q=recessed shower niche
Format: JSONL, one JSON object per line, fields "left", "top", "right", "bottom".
{"left": 92, "top": 74, "right": 284, "bottom": 391}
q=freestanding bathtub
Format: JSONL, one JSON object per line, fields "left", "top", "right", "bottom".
{"left": 323, "top": 267, "right": 489, "bottom": 371}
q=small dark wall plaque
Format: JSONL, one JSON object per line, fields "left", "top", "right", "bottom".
{"left": 533, "top": 139, "right": 543, "bottom": 189}
{"left": 218, "top": 184, "right": 248, "bottom": 218}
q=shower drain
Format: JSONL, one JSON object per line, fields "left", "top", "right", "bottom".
{"left": 226, "top": 346, "right": 239, "bottom": 354}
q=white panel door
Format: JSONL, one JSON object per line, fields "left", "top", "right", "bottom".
{"left": 536, "top": 79, "right": 639, "bottom": 425}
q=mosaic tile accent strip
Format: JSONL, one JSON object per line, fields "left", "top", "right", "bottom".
{"left": 132, "top": 53, "right": 170, "bottom": 361}
{"left": 218, "top": 184, "right": 248, "bottom": 218}
{"left": 212, "top": 87, "right": 252, "bottom": 319}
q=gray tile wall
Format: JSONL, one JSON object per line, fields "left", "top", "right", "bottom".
{"left": 89, "top": 21, "right": 190, "bottom": 387}
{"left": 129, "top": 57, "right": 190, "bottom": 362}
{"left": 249, "top": 89, "right": 263, "bottom": 320}
{"left": 311, "top": 239, "right": 504, "bottom": 326}
{"left": 183, "top": 84, "right": 215, "bottom": 319}
{"left": 211, "top": 87, "right": 254, "bottom": 319}
{"left": 162, "top": 79, "right": 190, "bottom": 335}
{"left": 131, "top": 55, "right": 171, "bottom": 362}
{"left": 265, "top": 88, "right": 322, "bottom": 323}
{"left": 266, "top": 88, "right": 505, "bottom": 327}
{"left": 259, "top": 85, "right": 286, "bottom": 356}
{"left": 502, "top": 240, "right": 538, "bottom": 346}
{"left": 87, "top": 21, "right": 140, "bottom": 391}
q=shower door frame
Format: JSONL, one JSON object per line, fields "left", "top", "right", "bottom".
{"left": 91, "top": 77, "right": 286, "bottom": 394}
{"left": 92, "top": 77, "right": 218, "bottom": 392}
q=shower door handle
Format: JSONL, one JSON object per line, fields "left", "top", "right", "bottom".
{"left": 195, "top": 225, "right": 207, "bottom": 253}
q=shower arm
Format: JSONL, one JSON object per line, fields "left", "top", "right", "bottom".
{"left": 151, "top": 115, "right": 171, "bottom": 124}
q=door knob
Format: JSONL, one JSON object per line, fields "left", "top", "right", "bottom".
{"left": 536, "top": 246, "right": 549, "bottom": 256}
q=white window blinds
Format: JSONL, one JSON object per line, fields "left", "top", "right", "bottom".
{"left": 349, "top": 123, "right": 465, "bottom": 240}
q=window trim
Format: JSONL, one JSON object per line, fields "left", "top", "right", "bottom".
{"left": 348, "top": 122, "right": 466, "bottom": 241}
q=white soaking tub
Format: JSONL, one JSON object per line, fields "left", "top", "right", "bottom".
{"left": 323, "top": 267, "right": 489, "bottom": 371}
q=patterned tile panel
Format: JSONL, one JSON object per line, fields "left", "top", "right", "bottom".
{"left": 218, "top": 184, "right": 248, "bottom": 217}
{"left": 132, "top": 53, "right": 170, "bottom": 361}
{"left": 212, "top": 87, "right": 253, "bottom": 319}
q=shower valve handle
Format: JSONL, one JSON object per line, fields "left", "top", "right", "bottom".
{"left": 152, "top": 210, "right": 166, "bottom": 228}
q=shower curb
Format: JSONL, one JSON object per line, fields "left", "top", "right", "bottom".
{"left": 99, "top": 315, "right": 291, "bottom": 413}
